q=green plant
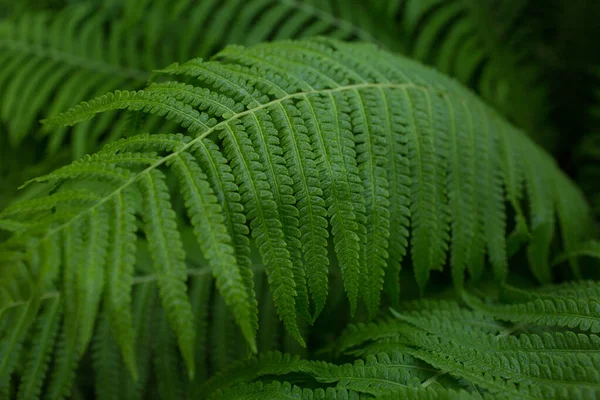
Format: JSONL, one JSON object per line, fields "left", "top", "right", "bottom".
{"left": 0, "top": 0, "right": 382, "bottom": 158}
{"left": 1, "top": 1, "right": 599, "bottom": 400}
{"left": 202, "top": 280, "right": 600, "bottom": 399}
{"left": 0, "top": 0, "right": 547, "bottom": 160}
{"left": 2, "top": 37, "right": 598, "bottom": 399}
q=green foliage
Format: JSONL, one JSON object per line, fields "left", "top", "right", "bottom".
{"left": 0, "top": 0, "right": 384, "bottom": 160}
{"left": 576, "top": 68, "right": 600, "bottom": 219}
{"left": 1, "top": 1, "right": 600, "bottom": 399}
{"left": 1, "top": 36, "right": 598, "bottom": 398}
{"left": 0, "top": 0, "right": 551, "bottom": 163}
{"left": 377, "top": 0, "right": 552, "bottom": 146}
{"left": 200, "top": 281, "right": 600, "bottom": 399}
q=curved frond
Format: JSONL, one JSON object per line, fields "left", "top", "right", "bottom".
{"left": 334, "top": 288, "right": 600, "bottom": 399}
{"left": 207, "top": 380, "right": 361, "bottom": 400}
{"left": 0, "top": 38, "right": 594, "bottom": 397}
{"left": 464, "top": 285, "right": 600, "bottom": 334}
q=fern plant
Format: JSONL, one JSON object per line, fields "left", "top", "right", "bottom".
{"left": 374, "top": 0, "right": 554, "bottom": 147}
{"left": 0, "top": 0, "right": 384, "bottom": 159}
{"left": 0, "top": 0, "right": 550, "bottom": 164}
{"left": 0, "top": 37, "right": 596, "bottom": 399}
{"left": 203, "top": 280, "right": 600, "bottom": 399}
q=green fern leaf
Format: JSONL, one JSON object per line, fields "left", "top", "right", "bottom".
{"left": 553, "top": 240, "right": 600, "bottom": 267}
{"left": 1, "top": 39, "right": 595, "bottom": 396}
{"left": 521, "top": 143, "right": 556, "bottom": 283}
{"left": 203, "top": 351, "right": 305, "bottom": 397}
{"left": 0, "top": 289, "right": 41, "bottom": 395}
{"left": 153, "top": 308, "right": 186, "bottom": 400}
{"left": 92, "top": 312, "right": 124, "bottom": 400}
{"left": 104, "top": 189, "right": 139, "bottom": 380}
{"left": 45, "top": 325, "right": 79, "bottom": 400}
{"left": 478, "top": 106, "right": 508, "bottom": 282}
{"left": 464, "top": 289, "right": 600, "bottom": 333}
{"left": 271, "top": 101, "right": 329, "bottom": 320}
{"left": 404, "top": 87, "right": 449, "bottom": 290}
{"left": 139, "top": 170, "right": 196, "bottom": 377}
{"left": 191, "top": 137, "right": 260, "bottom": 339}
{"left": 16, "top": 296, "right": 61, "bottom": 400}
{"left": 347, "top": 88, "right": 392, "bottom": 316}
{"left": 170, "top": 151, "right": 257, "bottom": 351}
{"left": 121, "top": 281, "right": 157, "bottom": 400}
{"left": 338, "top": 291, "right": 600, "bottom": 399}
{"left": 187, "top": 274, "right": 212, "bottom": 393}
{"left": 45, "top": 221, "right": 85, "bottom": 400}
{"left": 76, "top": 206, "right": 109, "bottom": 355}
{"left": 442, "top": 96, "right": 476, "bottom": 290}
{"left": 208, "top": 380, "right": 361, "bottom": 400}
{"left": 218, "top": 118, "right": 304, "bottom": 344}
{"left": 305, "top": 352, "right": 430, "bottom": 395}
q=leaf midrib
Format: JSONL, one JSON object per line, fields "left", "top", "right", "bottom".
{"left": 8, "top": 81, "right": 470, "bottom": 262}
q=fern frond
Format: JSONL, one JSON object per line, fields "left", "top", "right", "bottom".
{"left": 45, "top": 220, "right": 86, "bottom": 400}
{"left": 479, "top": 106, "right": 509, "bottom": 282}
{"left": 335, "top": 290, "right": 600, "bottom": 399}
{"left": 16, "top": 296, "right": 61, "bottom": 400}
{"left": 104, "top": 189, "right": 138, "bottom": 380}
{"left": 272, "top": 101, "right": 329, "bottom": 321}
{"left": 553, "top": 240, "right": 600, "bottom": 267}
{"left": 521, "top": 144, "right": 557, "bottom": 283}
{"left": 207, "top": 380, "right": 361, "bottom": 400}
{"left": 404, "top": 86, "right": 450, "bottom": 290}
{"left": 170, "top": 151, "right": 257, "bottom": 351}
{"left": 0, "top": 4, "right": 152, "bottom": 153}
{"left": 139, "top": 169, "right": 196, "bottom": 377}
{"left": 0, "top": 280, "right": 41, "bottom": 395}
{"left": 92, "top": 312, "right": 124, "bottom": 400}
{"left": 337, "top": 318, "right": 405, "bottom": 355}
{"left": 202, "top": 287, "right": 600, "bottom": 398}
{"left": 347, "top": 88, "right": 392, "bottom": 316}
{"left": 121, "top": 281, "right": 158, "bottom": 400}
{"left": 464, "top": 286, "right": 600, "bottom": 333}
{"left": 443, "top": 95, "right": 475, "bottom": 290}
{"left": 390, "top": 0, "right": 552, "bottom": 144}
{"left": 187, "top": 274, "right": 212, "bottom": 394}
{"left": 306, "top": 352, "right": 431, "bottom": 396}
{"left": 1, "top": 38, "right": 595, "bottom": 396}
{"left": 153, "top": 308, "right": 186, "bottom": 400}
{"left": 0, "top": 0, "right": 395, "bottom": 165}
{"left": 203, "top": 351, "right": 305, "bottom": 397}
{"left": 405, "top": 327, "right": 600, "bottom": 391}
{"left": 390, "top": 302, "right": 505, "bottom": 339}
